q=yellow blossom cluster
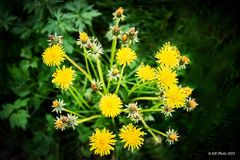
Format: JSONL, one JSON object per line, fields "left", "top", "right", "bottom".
{"left": 41, "top": 6, "right": 198, "bottom": 158}
{"left": 89, "top": 124, "right": 145, "bottom": 156}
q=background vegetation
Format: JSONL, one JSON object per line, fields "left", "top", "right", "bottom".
{"left": 0, "top": 0, "right": 239, "bottom": 159}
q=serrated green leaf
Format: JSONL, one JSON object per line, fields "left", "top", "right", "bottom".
{"left": 0, "top": 104, "right": 14, "bottom": 119}
{"left": 30, "top": 57, "right": 38, "bottom": 68}
{"left": 20, "top": 48, "right": 32, "bottom": 59}
{"left": 20, "top": 60, "right": 30, "bottom": 71}
{"left": 13, "top": 98, "right": 30, "bottom": 109}
{"left": 9, "top": 109, "right": 30, "bottom": 129}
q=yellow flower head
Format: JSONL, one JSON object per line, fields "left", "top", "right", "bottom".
{"left": 52, "top": 66, "right": 76, "bottom": 90}
{"left": 119, "top": 123, "right": 145, "bottom": 151}
{"left": 182, "top": 86, "right": 193, "bottom": 97}
{"left": 42, "top": 44, "right": 65, "bottom": 66}
{"left": 157, "top": 67, "right": 178, "bottom": 89}
{"left": 155, "top": 42, "right": 180, "bottom": 68}
{"left": 164, "top": 85, "right": 186, "bottom": 108}
{"left": 136, "top": 64, "right": 156, "bottom": 81}
{"left": 79, "top": 32, "right": 89, "bottom": 43}
{"left": 99, "top": 94, "right": 123, "bottom": 118}
{"left": 116, "top": 47, "right": 137, "bottom": 66}
{"left": 89, "top": 128, "right": 116, "bottom": 156}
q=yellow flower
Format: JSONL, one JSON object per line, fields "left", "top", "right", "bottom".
{"left": 89, "top": 128, "right": 116, "bottom": 156}
{"left": 99, "top": 94, "right": 123, "bottom": 118}
{"left": 164, "top": 85, "right": 186, "bottom": 108}
{"left": 136, "top": 64, "right": 156, "bottom": 81}
{"left": 155, "top": 42, "right": 180, "bottom": 68}
{"left": 42, "top": 44, "right": 65, "bottom": 66}
{"left": 119, "top": 124, "right": 145, "bottom": 151}
{"left": 52, "top": 66, "right": 76, "bottom": 90}
{"left": 157, "top": 67, "right": 178, "bottom": 89}
{"left": 79, "top": 32, "right": 89, "bottom": 43}
{"left": 116, "top": 47, "right": 137, "bottom": 66}
{"left": 182, "top": 86, "right": 193, "bottom": 97}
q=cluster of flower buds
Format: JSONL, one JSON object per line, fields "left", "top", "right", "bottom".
{"left": 184, "top": 97, "right": 198, "bottom": 112}
{"left": 52, "top": 99, "right": 78, "bottom": 130}
{"left": 47, "top": 33, "right": 63, "bottom": 46}
{"left": 91, "top": 79, "right": 103, "bottom": 91}
{"left": 178, "top": 55, "right": 190, "bottom": 69}
{"left": 107, "top": 65, "right": 120, "bottom": 81}
{"left": 77, "top": 32, "right": 104, "bottom": 60}
{"left": 160, "top": 105, "right": 175, "bottom": 117}
{"left": 52, "top": 99, "right": 65, "bottom": 114}
{"left": 166, "top": 129, "right": 179, "bottom": 145}
{"left": 54, "top": 114, "right": 78, "bottom": 131}
{"left": 108, "top": 7, "right": 139, "bottom": 46}
{"left": 113, "top": 7, "right": 125, "bottom": 21}
{"left": 126, "top": 103, "right": 142, "bottom": 123}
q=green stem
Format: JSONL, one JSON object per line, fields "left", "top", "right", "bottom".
{"left": 128, "top": 81, "right": 154, "bottom": 96}
{"left": 65, "top": 54, "right": 92, "bottom": 81}
{"left": 68, "top": 88, "right": 84, "bottom": 109}
{"left": 106, "top": 79, "right": 111, "bottom": 92}
{"left": 96, "top": 58, "right": 107, "bottom": 93}
{"left": 149, "top": 128, "right": 168, "bottom": 137}
{"left": 76, "top": 115, "right": 101, "bottom": 124}
{"left": 89, "top": 57, "right": 99, "bottom": 80}
{"left": 63, "top": 108, "right": 84, "bottom": 118}
{"left": 76, "top": 110, "right": 98, "bottom": 113}
{"left": 141, "top": 118, "right": 159, "bottom": 142}
{"left": 131, "top": 96, "right": 160, "bottom": 102}
{"left": 83, "top": 47, "right": 92, "bottom": 80}
{"left": 115, "top": 65, "right": 125, "bottom": 94}
{"left": 110, "top": 37, "right": 117, "bottom": 68}
{"left": 128, "top": 80, "right": 142, "bottom": 96}
{"left": 71, "top": 86, "right": 91, "bottom": 109}
{"left": 97, "top": 91, "right": 103, "bottom": 96}
{"left": 140, "top": 109, "right": 162, "bottom": 113}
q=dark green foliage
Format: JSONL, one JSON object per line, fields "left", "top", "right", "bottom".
{"left": 1, "top": 0, "right": 239, "bottom": 159}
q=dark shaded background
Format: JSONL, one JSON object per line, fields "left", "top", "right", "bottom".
{"left": 0, "top": 0, "right": 240, "bottom": 159}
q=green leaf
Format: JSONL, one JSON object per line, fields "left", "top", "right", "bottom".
{"left": 0, "top": 104, "right": 14, "bottom": 119}
{"left": 9, "top": 109, "right": 30, "bottom": 129}
{"left": 42, "top": 10, "right": 76, "bottom": 34}
{"left": 64, "top": 0, "right": 101, "bottom": 31}
{"left": 20, "top": 60, "right": 30, "bottom": 72}
{"left": 20, "top": 48, "right": 32, "bottom": 59}
{"left": 13, "top": 98, "right": 30, "bottom": 110}
{"left": 0, "top": 12, "right": 17, "bottom": 31}
{"left": 30, "top": 57, "right": 38, "bottom": 68}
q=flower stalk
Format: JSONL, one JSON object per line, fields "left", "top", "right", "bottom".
{"left": 65, "top": 54, "right": 92, "bottom": 81}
